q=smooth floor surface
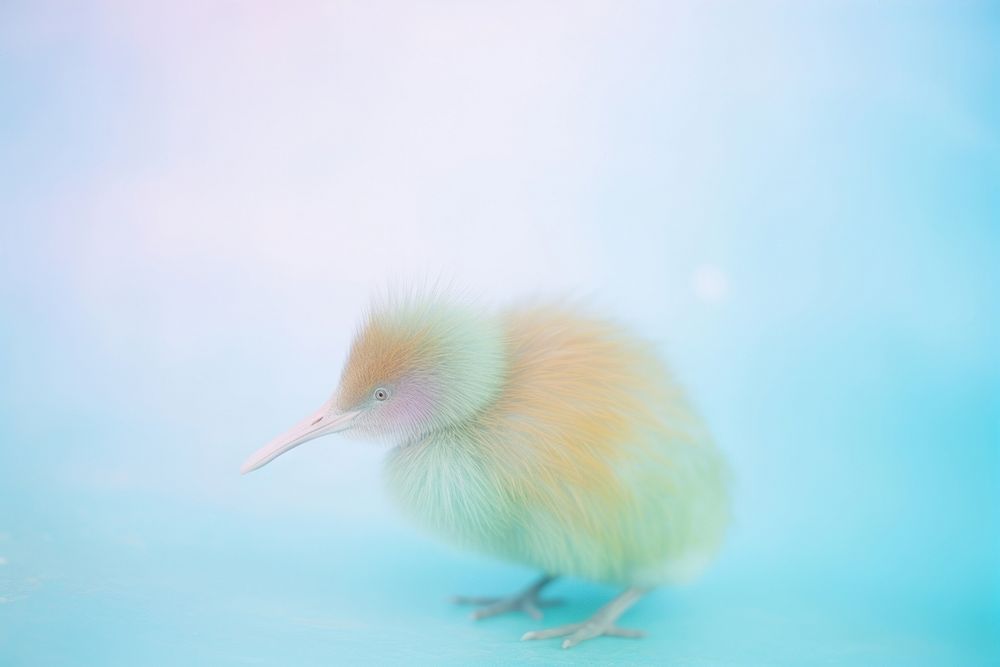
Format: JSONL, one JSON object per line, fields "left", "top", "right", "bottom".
{"left": 1, "top": 498, "right": 995, "bottom": 666}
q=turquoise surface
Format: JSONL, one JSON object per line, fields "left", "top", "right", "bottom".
{"left": 1, "top": 1, "right": 997, "bottom": 664}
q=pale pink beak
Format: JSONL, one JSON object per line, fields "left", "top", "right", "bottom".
{"left": 240, "top": 400, "right": 360, "bottom": 474}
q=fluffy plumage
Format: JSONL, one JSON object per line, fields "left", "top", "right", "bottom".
{"left": 337, "top": 293, "right": 729, "bottom": 587}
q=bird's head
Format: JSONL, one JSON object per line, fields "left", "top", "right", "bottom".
{"left": 240, "top": 294, "right": 506, "bottom": 474}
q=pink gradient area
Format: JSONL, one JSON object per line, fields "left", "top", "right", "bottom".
{"left": 363, "top": 375, "right": 444, "bottom": 441}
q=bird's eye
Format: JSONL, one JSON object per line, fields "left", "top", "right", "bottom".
{"left": 373, "top": 388, "right": 389, "bottom": 401}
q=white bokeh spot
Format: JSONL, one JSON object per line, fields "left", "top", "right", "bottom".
{"left": 692, "top": 264, "right": 730, "bottom": 303}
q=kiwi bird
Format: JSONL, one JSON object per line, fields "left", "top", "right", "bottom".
{"left": 240, "top": 292, "right": 729, "bottom": 648}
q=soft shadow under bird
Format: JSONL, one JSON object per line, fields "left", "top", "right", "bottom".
{"left": 241, "top": 291, "right": 729, "bottom": 649}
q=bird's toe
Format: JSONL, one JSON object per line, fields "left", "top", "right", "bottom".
{"left": 521, "top": 623, "right": 582, "bottom": 641}
{"left": 525, "top": 619, "right": 644, "bottom": 648}
{"left": 606, "top": 627, "right": 645, "bottom": 639}
{"left": 470, "top": 600, "right": 515, "bottom": 620}
{"left": 560, "top": 623, "right": 645, "bottom": 649}
{"left": 561, "top": 622, "right": 602, "bottom": 649}
{"left": 455, "top": 577, "right": 558, "bottom": 622}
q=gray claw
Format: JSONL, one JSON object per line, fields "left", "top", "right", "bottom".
{"left": 452, "top": 574, "right": 559, "bottom": 621}
{"left": 521, "top": 587, "right": 648, "bottom": 649}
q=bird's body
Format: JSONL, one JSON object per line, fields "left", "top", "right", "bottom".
{"left": 384, "top": 304, "right": 729, "bottom": 588}
{"left": 242, "top": 292, "right": 729, "bottom": 648}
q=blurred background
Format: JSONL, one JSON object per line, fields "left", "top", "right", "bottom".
{"left": 1, "top": 1, "right": 997, "bottom": 664}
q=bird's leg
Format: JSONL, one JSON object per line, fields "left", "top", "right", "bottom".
{"left": 451, "top": 574, "right": 563, "bottom": 620}
{"left": 522, "top": 587, "right": 648, "bottom": 649}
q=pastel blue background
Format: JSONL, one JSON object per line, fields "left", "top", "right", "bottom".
{"left": 1, "top": 2, "right": 997, "bottom": 664}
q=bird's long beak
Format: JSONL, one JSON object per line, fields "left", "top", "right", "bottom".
{"left": 240, "top": 400, "right": 359, "bottom": 475}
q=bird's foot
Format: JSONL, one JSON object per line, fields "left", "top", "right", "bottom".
{"left": 521, "top": 587, "right": 647, "bottom": 649}
{"left": 451, "top": 574, "right": 562, "bottom": 621}
{"left": 522, "top": 621, "right": 644, "bottom": 649}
